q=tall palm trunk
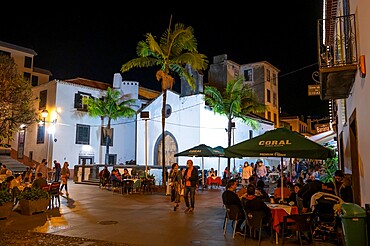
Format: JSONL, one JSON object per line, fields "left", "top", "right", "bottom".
{"left": 161, "top": 89, "right": 167, "bottom": 188}
{"left": 105, "top": 118, "right": 112, "bottom": 165}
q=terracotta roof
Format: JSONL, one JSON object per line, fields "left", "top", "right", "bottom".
{"left": 138, "top": 87, "right": 160, "bottom": 99}
{"left": 63, "top": 77, "right": 160, "bottom": 99}
{"left": 64, "top": 77, "right": 112, "bottom": 90}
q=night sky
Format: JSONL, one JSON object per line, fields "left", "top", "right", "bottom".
{"left": 1, "top": 2, "right": 327, "bottom": 118}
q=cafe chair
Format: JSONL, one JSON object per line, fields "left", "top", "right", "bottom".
{"left": 282, "top": 212, "right": 314, "bottom": 246}
{"left": 40, "top": 184, "right": 51, "bottom": 192}
{"left": 141, "top": 179, "right": 155, "bottom": 194}
{"left": 244, "top": 210, "right": 273, "bottom": 245}
{"left": 122, "top": 179, "right": 134, "bottom": 195}
{"left": 223, "top": 205, "right": 240, "bottom": 239}
{"left": 111, "top": 180, "right": 122, "bottom": 195}
{"left": 49, "top": 182, "right": 61, "bottom": 209}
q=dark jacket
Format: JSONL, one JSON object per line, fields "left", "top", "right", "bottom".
{"left": 298, "top": 180, "right": 323, "bottom": 209}
{"left": 183, "top": 167, "right": 198, "bottom": 187}
{"left": 242, "top": 195, "right": 271, "bottom": 216}
{"left": 32, "top": 177, "right": 48, "bottom": 189}
{"left": 222, "top": 190, "right": 243, "bottom": 211}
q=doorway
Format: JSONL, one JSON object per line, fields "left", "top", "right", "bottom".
{"left": 349, "top": 110, "right": 360, "bottom": 205}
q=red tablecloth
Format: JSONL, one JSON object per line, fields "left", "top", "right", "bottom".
{"left": 268, "top": 205, "right": 298, "bottom": 233}
{"left": 206, "top": 176, "right": 222, "bottom": 185}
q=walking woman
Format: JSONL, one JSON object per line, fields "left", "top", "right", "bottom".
{"left": 60, "top": 161, "right": 70, "bottom": 197}
{"left": 169, "top": 163, "right": 183, "bottom": 211}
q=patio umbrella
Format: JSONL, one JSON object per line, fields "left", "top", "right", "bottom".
{"left": 224, "top": 127, "right": 334, "bottom": 201}
{"left": 174, "top": 144, "right": 220, "bottom": 187}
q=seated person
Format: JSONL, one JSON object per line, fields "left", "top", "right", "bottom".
{"left": 208, "top": 168, "right": 216, "bottom": 178}
{"left": 10, "top": 173, "right": 23, "bottom": 204}
{"left": 287, "top": 183, "right": 304, "bottom": 214}
{"left": 255, "top": 180, "right": 269, "bottom": 202}
{"left": 222, "top": 179, "right": 246, "bottom": 235}
{"left": 32, "top": 172, "right": 48, "bottom": 189}
{"left": 122, "top": 168, "right": 131, "bottom": 179}
{"left": 298, "top": 179, "right": 324, "bottom": 212}
{"left": 242, "top": 184, "right": 272, "bottom": 224}
{"left": 99, "top": 166, "right": 110, "bottom": 187}
{"left": 110, "top": 169, "right": 121, "bottom": 182}
{"left": 274, "top": 179, "right": 291, "bottom": 202}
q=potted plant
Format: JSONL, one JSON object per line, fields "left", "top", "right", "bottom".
{"left": 0, "top": 188, "right": 13, "bottom": 219}
{"left": 17, "top": 187, "right": 50, "bottom": 215}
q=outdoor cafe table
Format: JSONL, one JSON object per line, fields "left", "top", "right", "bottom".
{"left": 206, "top": 176, "right": 222, "bottom": 186}
{"left": 266, "top": 203, "right": 299, "bottom": 244}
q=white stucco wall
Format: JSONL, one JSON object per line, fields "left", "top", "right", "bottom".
{"left": 136, "top": 90, "right": 275, "bottom": 176}
{"left": 336, "top": 0, "right": 370, "bottom": 206}
{"left": 16, "top": 80, "right": 138, "bottom": 170}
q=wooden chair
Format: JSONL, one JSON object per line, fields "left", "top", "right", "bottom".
{"left": 282, "top": 212, "right": 314, "bottom": 246}
{"left": 111, "top": 180, "right": 122, "bottom": 195}
{"left": 122, "top": 179, "right": 134, "bottom": 195}
{"left": 244, "top": 210, "right": 273, "bottom": 245}
{"left": 48, "top": 182, "right": 61, "bottom": 209}
{"left": 141, "top": 179, "right": 154, "bottom": 194}
{"left": 40, "top": 184, "right": 51, "bottom": 192}
{"left": 223, "top": 205, "right": 240, "bottom": 239}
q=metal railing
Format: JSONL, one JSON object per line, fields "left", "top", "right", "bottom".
{"left": 318, "top": 14, "right": 357, "bottom": 68}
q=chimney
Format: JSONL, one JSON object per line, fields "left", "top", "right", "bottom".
{"left": 113, "top": 73, "right": 122, "bottom": 89}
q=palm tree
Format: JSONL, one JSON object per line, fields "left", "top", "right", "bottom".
{"left": 121, "top": 17, "right": 208, "bottom": 188}
{"left": 204, "top": 76, "right": 266, "bottom": 178}
{"left": 83, "top": 87, "right": 137, "bottom": 165}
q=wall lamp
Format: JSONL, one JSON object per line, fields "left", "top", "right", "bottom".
{"left": 41, "top": 109, "right": 49, "bottom": 124}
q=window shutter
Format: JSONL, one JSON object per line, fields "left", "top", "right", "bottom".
{"left": 74, "top": 93, "right": 82, "bottom": 109}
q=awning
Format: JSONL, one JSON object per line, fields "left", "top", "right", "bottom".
{"left": 309, "top": 130, "right": 336, "bottom": 146}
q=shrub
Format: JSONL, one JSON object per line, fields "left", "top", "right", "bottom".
{"left": 17, "top": 187, "right": 49, "bottom": 201}
{"left": 0, "top": 189, "right": 12, "bottom": 206}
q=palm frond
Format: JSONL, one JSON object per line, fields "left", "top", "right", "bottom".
{"left": 121, "top": 57, "right": 158, "bottom": 73}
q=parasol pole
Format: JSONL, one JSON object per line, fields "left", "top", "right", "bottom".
{"left": 280, "top": 157, "right": 284, "bottom": 203}
{"left": 218, "top": 157, "right": 220, "bottom": 178}
{"left": 289, "top": 158, "right": 292, "bottom": 182}
{"left": 202, "top": 156, "right": 205, "bottom": 187}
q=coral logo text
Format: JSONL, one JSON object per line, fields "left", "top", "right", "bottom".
{"left": 258, "top": 140, "right": 291, "bottom": 147}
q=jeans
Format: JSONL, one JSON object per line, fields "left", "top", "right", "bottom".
{"left": 184, "top": 186, "right": 196, "bottom": 208}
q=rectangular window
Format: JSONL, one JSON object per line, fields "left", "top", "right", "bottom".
{"left": 267, "top": 111, "right": 271, "bottom": 120}
{"left": 272, "top": 73, "right": 277, "bottom": 85}
{"left": 274, "top": 113, "right": 277, "bottom": 124}
{"left": 0, "top": 50, "right": 11, "bottom": 57}
{"left": 24, "top": 56, "right": 32, "bottom": 68}
{"left": 31, "top": 75, "right": 38, "bottom": 86}
{"left": 74, "top": 92, "right": 91, "bottom": 111}
{"left": 23, "top": 72, "right": 31, "bottom": 81}
{"left": 273, "top": 92, "right": 277, "bottom": 107}
{"left": 101, "top": 127, "right": 114, "bottom": 146}
{"left": 76, "top": 124, "right": 90, "bottom": 145}
{"left": 249, "top": 130, "right": 253, "bottom": 139}
{"left": 37, "top": 125, "right": 45, "bottom": 144}
{"left": 266, "top": 69, "right": 270, "bottom": 81}
{"left": 267, "top": 89, "right": 271, "bottom": 103}
{"left": 244, "top": 69, "right": 253, "bottom": 81}
{"left": 39, "top": 90, "right": 47, "bottom": 109}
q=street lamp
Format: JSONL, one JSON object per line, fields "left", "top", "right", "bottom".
{"left": 140, "top": 111, "right": 150, "bottom": 178}
{"left": 41, "top": 109, "right": 49, "bottom": 123}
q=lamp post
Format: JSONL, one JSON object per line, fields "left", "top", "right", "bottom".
{"left": 140, "top": 111, "right": 150, "bottom": 178}
{"left": 41, "top": 109, "right": 49, "bottom": 124}
{"left": 231, "top": 121, "right": 236, "bottom": 174}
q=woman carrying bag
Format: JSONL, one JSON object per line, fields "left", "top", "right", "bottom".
{"left": 169, "top": 163, "right": 183, "bottom": 211}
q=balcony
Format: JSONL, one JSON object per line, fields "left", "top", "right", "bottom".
{"left": 318, "top": 14, "right": 358, "bottom": 100}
